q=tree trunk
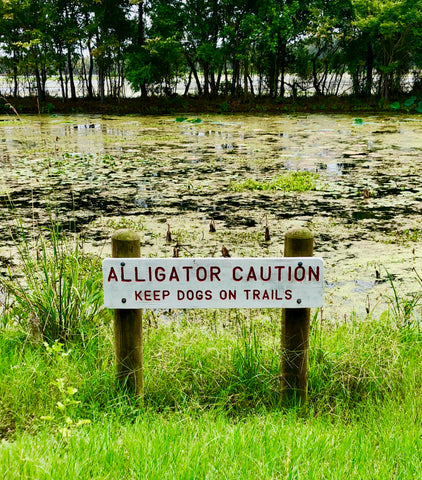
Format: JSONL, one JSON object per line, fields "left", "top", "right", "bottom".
{"left": 365, "top": 43, "right": 374, "bottom": 96}
{"left": 59, "top": 67, "right": 66, "bottom": 100}
{"left": 88, "top": 51, "right": 94, "bottom": 98}
{"left": 215, "top": 67, "right": 222, "bottom": 95}
{"left": 203, "top": 63, "right": 210, "bottom": 96}
{"left": 184, "top": 69, "right": 192, "bottom": 95}
{"left": 137, "top": 1, "right": 148, "bottom": 97}
{"left": 243, "top": 60, "right": 248, "bottom": 97}
{"left": 279, "top": 42, "right": 286, "bottom": 98}
{"left": 67, "top": 48, "right": 77, "bottom": 100}
{"left": 187, "top": 57, "right": 203, "bottom": 95}
{"left": 35, "top": 66, "right": 45, "bottom": 101}
{"left": 231, "top": 58, "right": 239, "bottom": 96}
{"left": 98, "top": 60, "right": 105, "bottom": 102}
{"left": 312, "top": 58, "right": 322, "bottom": 95}
{"left": 13, "top": 54, "right": 18, "bottom": 97}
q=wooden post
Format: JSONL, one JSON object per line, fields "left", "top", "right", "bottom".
{"left": 111, "top": 229, "right": 143, "bottom": 399}
{"left": 281, "top": 227, "right": 314, "bottom": 405}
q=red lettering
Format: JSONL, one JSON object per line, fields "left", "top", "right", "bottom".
{"left": 244, "top": 289, "right": 251, "bottom": 300}
{"left": 294, "top": 266, "right": 305, "bottom": 282}
{"left": 107, "top": 267, "right": 118, "bottom": 282}
{"left": 247, "top": 267, "right": 257, "bottom": 282}
{"left": 196, "top": 267, "right": 207, "bottom": 281}
{"left": 275, "top": 266, "right": 285, "bottom": 281}
{"left": 262, "top": 290, "right": 269, "bottom": 300}
{"left": 135, "top": 267, "right": 145, "bottom": 282}
{"left": 155, "top": 267, "right": 165, "bottom": 281}
{"left": 285, "top": 289, "right": 292, "bottom": 300}
{"left": 205, "top": 290, "right": 212, "bottom": 300}
{"left": 169, "top": 267, "right": 180, "bottom": 282}
{"left": 253, "top": 289, "right": 260, "bottom": 300}
{"left": 183, "top": 266, "right": 193, "bottom": 281}
{"left": 233, "top": 266, "right": 243, "bottom": 281}
{"left": 309, "top": 266, "right": 320, "bottom": 282}
{"left": 121, "top": 266, "right": 131, "bottom": 282}
{"left": 135, "top": 291, "right": 143, "bottom": 301}
{"left": 135, "top": 290, "right": 170, "bottom": 302}
{"left": 260, "top": 266, "right": 271, "bottom": 281}
{"left": 210, "top": 266, "right": 221, "bottom": 282}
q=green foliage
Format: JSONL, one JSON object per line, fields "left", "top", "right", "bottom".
{"left": 404, "top": 96, "right": 417, "bottom": 107}
{"left": 126, "top": 36, "right": 186, "bottom": 95}
{"left": 390, "top": 95, "right": 422, "bottom": 112}
{"left": 1, "top": 0, "right": 422, "bottom": 100}
{"left": 1, "top": 221, "right": 104, "bottom": 343}
{"left": 229, "top": 171, "right": 319, "bottom": 192}
{"left": 174, "top": 117, "right": 202, "bottom": 123}
{"left": 383, "top": 268, "right": 421, "bottom": 328}
{"left": 41, "top": 102, "right": 55, "bottom": 114}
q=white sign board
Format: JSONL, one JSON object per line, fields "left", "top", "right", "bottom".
{"left": 102, "top": 257, "right": 323, "bottom": 309}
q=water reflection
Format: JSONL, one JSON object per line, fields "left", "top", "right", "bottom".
{"left": 0, "top": 113, "right": 420, "bottom": 235}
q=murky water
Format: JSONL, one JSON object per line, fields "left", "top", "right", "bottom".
{"left": 0, "top": 113, "right": 421, "bottom": 320}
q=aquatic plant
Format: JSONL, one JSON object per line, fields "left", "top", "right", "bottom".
{"left": 1, "top": 220, "right": 104, "bottom": 343}
{"left": 383, "top": 267, "right": 421, "bottom": 329}
{"left": 229, "top": 171, "right": 319, "bottom": 193}
{"left": 390, "top": 96, "right": 422, "bottom": 112}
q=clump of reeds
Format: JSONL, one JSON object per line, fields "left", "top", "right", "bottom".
{"left": 1, "top": 220, "right": 104, "bottom": 343}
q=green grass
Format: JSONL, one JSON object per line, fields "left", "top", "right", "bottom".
{"left": 229, "top": 171, "right": 319, "bottom": 193}
{"left": 1, "top": 310, "right": 422, "bottom": 478}
{"left": 1, "top": 316, "right": 422, "bottom": 479}
{"left": 2, "top": 404, "right": 422, "bottom": 479}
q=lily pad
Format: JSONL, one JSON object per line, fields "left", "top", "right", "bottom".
{"left": 404, "top": 96, "right": 417, "bottom": 107}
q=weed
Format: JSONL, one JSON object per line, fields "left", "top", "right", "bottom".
{"left": 229, "top": 171, "right": 319, "bottom": 193}
{"left": 45, "top": 376, "right": 91, "bottom": 438}
{"left": 383, "top": 267, "right": 421, "bottom": 328}
{"left": 390, "top": 95, "right": 422, "bottom": 112}
{"left": 384, "top": 228, "right": 421, "bottom": 245}
{"left": 41, "top": 102, "right": 55, "bottom": 114}
{"left": 219, "top": 101, "right": 230, "bottom": 113}
{"left": 1, "top": 219, "right": 104, "bottom": 343}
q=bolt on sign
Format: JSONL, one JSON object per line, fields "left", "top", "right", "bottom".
{"left": 103, "top": 257, "right": 324, "bottom": 309}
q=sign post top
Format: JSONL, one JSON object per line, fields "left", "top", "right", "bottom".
{"left": 102, "top": 257, "right": 324, "bottom": 310}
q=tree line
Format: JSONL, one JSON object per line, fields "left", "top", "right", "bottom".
{"left": 0, "top": 0, "right": 421, "bottom": 102}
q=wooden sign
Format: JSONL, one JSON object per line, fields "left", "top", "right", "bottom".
{"left": 103, "top": 257, "right": 323, "bottom": 309}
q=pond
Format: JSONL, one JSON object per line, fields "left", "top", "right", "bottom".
{"left": 0, "top": 113, "right": 421, "bottom": 321}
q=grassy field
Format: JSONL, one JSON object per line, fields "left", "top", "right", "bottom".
{"left": 1, "top": 227, "right": 421, "bottom": 479}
